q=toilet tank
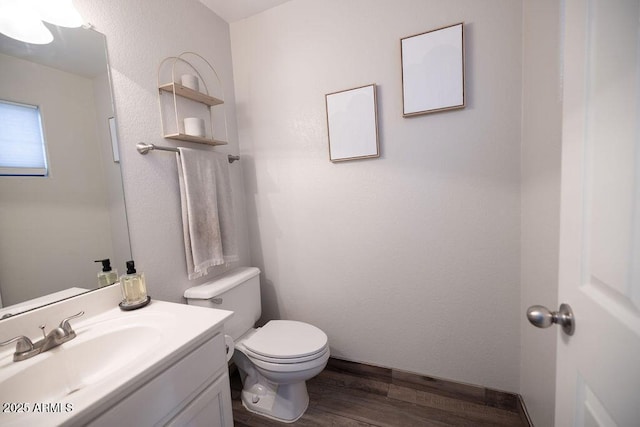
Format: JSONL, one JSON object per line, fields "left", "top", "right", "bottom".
{"left": 184, "top": 267, "right": 261, "bottom": 340}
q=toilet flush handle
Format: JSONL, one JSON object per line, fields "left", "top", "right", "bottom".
{"left": 209, "top": 297, "right": 223, "bottom": 304}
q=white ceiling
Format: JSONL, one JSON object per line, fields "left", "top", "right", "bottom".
{"left": 0, "top": 24, "right": 107, "bottom": 78}
{"left": 199, "top": 0, "right": 292, "bottom": 23}
{"left": 1, "top": 1, "right": 290, "bottom": 77}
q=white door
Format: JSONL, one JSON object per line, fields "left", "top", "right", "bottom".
{"left": 556, "top": 0, "right": 640, "bottom": 425}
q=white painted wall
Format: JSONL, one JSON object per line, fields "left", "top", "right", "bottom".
{"left": 231, "top": 0, "right": 522, "bottom": 392}
{"left": 66, "top": 0, "right": 563, "bottom": 403}
{"left": 0, "top": 53, "right": 112, "bottom": 305}
{"left": 520, "top": 1, "right": 562, "bottom": 424}
{"left": 74, "top": 0, "right": 251, "bottom": 303}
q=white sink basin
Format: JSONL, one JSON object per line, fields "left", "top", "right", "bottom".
{"left": 0, "top": 323, "right": 162, "bottom": 403}
{"left": 0, "top": 300, "right": 232, "bottom": 426}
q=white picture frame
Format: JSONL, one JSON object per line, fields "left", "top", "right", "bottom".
{"left": 325, "top": 84, "right": 380, "bottom": 162}
{"left": 401, "top": 22, "right": 465, "bottom": 117}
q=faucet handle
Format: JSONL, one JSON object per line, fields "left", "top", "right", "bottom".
{"left": 0, "top": 335, "right": 34, "bottom": 353}
{"left": 59, "top": 311, "right": 84, "bottom": 334}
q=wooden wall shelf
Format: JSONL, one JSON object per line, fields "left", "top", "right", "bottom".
{"left": 159, "top": 83, "right": 224, "bottom": 107}
{"left": 164, "top": 133, "right": 228, "bottom": 146}
{"left": 157, "top": 53, "right": 229, "bottom": 146}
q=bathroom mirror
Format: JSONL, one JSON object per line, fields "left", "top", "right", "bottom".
{"left": 325, "top": 84, "right": 380, "bottom": 162}
{"left": 401, "top": 22, "right": 465, "bottom": 117}
{"left": 0, "top": 25, "right": 131, "bottom": 320}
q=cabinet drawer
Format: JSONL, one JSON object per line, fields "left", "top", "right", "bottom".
{"left": 89, "top": 333, "right": 227, "bottom": 426}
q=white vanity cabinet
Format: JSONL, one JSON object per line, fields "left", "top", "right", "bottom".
{"left": 0, "top": 290, "right": 233, "bottom": 427}
{"left": 88, "top": 331, "right": 233, "bottom": 427}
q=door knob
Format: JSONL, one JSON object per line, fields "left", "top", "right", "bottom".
{"left": 526, "top": 303, "right": 575, "bottom": 335}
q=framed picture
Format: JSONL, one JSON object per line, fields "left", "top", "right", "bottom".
{"left": 325, "top": 84, "right": 379, "bottom": 162}
{"left": 401, "top": 22, "right": 465, "bottom": 117}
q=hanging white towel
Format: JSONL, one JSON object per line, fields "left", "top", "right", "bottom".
{"left": 177, "top": 148, "right": 238, "bottom": 279}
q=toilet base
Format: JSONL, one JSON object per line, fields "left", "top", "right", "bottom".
{"left": 240, "top": 381, "right": 309, "bottom": 423}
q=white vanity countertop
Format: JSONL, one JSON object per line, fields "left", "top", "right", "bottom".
{"left": 0, "top": 299, "right": 233, "bottom": 427}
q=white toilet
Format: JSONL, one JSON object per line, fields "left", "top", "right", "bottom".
{"left": 184, "top": 267, "right": 329, "bottom": 423}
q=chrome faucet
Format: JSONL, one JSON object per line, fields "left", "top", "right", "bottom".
{"left": 0, "top": 311, "right": 84, "bottom": 361}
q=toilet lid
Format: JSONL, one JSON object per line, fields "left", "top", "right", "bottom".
{"left": 243, "top": 320, "right": 328, "bottom": 359}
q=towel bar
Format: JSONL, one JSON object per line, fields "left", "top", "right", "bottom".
{"left": 136, "top": 142, "right": 239, "bottom": 163}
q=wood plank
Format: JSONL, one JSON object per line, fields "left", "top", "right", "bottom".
{"left": 231, "top": 398, "right": 252, "bottom": 424}
{"left": 164, "top": 133, "right": 227, "bottom": 145}
{"left": 386, "top": 384, "right": 524, "bottom": 426}
{"left": 485, "top": 389, "right": 519, "bottom": 411}
{"left": 391, "top": 369, "right": 487, "bottom": 406}
{"left": 285, "top": 407, "right": 374, "bottom": 427}
{"left": 231, "top": 359, "right": 530, "bottom": 426}
{"left": 158, "top": 82, "right": 223, "bottom": 106}
{"left": 316, "top": 383, "right": 498, "bottom": 427}
{"left": 309, "top": 368, "right": 389, "bottom": 397}
{"left": 326, "top": 358, "right": 393, "bottom": 383}
{"left": 315, "top": 388, "right": 450, "bottom": 426}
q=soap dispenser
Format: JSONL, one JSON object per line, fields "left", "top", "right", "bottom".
{"left": 119, "top": 260, "right": 150, "bottom": 310}
{"left": 95, "top": 259, "right": 118, "bottom": 288}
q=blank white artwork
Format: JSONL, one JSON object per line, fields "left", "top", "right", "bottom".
{"left": 326, "top": 84, "right": 379, "bottom": 162}
{"left": 401, "top": 23, "right": 464, "bottom": 116}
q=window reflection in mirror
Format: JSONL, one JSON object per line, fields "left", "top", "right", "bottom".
{"left": 0, "top": 24, "right": 131, "bottom": 319}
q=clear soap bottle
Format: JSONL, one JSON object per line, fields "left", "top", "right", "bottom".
{"left": 119, "top": 260, "right": 148, "bottom": 309}
{"left": 95, "top": 259, "right": 118, "bottom": 288}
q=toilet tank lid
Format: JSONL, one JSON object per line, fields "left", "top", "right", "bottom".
{"left": 183, "top": 267, "right": 260, "bottom": 299}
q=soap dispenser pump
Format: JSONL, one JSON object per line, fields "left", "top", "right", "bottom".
{"left": 119, "top": 260, "right": 150, "bottom": 310}
{"left": 95, "top": 259, "right": 118, "bottom": 288}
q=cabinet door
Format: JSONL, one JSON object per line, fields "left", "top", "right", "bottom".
{"left": 88, "top": 334, "right": 225, "bottom": 427}
{"left": 167, "top": 372, "right": 233, "bottom": 427}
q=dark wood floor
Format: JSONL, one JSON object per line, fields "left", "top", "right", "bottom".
{"left": 230, "top": 359, "right": 528, "bottom": 426}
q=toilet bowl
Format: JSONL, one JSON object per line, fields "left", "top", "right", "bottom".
{"left": 184, "top": 267, "right": 329, "bottom": 423}
{"left": 233, "top": 320, "right": 329, "bottom": 421}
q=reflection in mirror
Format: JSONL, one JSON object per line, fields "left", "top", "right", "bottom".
{"left": 0, "top": 24, "right": 131, "bottom": 320}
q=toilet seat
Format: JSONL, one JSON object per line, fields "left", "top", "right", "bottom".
{"left": 241, "top": 320, "right": 328, "bottom": 363}
{"left": 243, "top": 345, "right": 329, "bottom": 364}
{"left": 245, "top": 346, "right": 330, "bottom": 374}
